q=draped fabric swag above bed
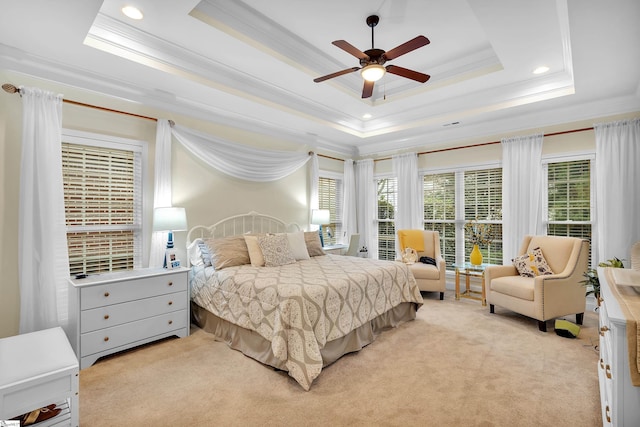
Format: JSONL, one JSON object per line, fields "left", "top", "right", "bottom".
{"left": 149, "top": 119, "right": 320, "bottom": 266}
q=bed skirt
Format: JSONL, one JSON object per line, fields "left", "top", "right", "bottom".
{"left": 191, "top": 301, "right": 418, "bottom": 371}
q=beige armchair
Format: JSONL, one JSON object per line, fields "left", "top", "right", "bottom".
{"left": 397, "top": 230, "right": 447, "bottom": 300}
{"left": 485, "top": 235, "right": 589, "bottom": 332}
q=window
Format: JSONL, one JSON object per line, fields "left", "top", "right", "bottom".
{"left": 62, "top": 131, "right": 144, "bottom": 276}
{"left": 464, "top": 168, "right": 503, "bottom": 265}
{"left": 423, "top": 166, "right": 503, "bottom": 268}
{"left": 318, "top": 175, "right": 342, "bottom": 246}
{"left": 545, "top": 158, "right": 592, "bottom": 262}
{"left": 377, "top": 177, "right": 397, "bottom": 260}
{"left": 423, "top": 172, "right": 456, "bottom": 267}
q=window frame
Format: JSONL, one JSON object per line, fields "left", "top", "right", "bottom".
{"left": 61, "top": 129, "right": 149, "bottom": 275}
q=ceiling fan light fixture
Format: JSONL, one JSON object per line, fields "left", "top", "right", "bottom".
{"left": 361, "top": 64, "right": 385, "bottom": 82}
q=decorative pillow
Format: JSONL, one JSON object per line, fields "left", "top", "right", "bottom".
{"left": 531, "top": 247, "right": 553, "bottom": 275}
{"left": 304, "top": 231, "right": 325, "bottom": 257}
{"left": 244, "top": 235, "right": 265, "bottom": 267}
{"left": 198, "top": 241, "right": 213, "bottom": 267}
{"left": 258, "top": 234, "right": 296, "bottom": 267}
{"left": 512, "top": 247, "right": 554, "bottom": 277}
{"left": 287, "top": 231, "right": 310, "bottom": 261}
{"left": 205, "top": 236, "right": 250, "bottom": 270}
{"left": 512, "top": 254, "right": 537, "bottom": 277}
{"left": 187, "top": 238, "right": 204, "bottom": 267}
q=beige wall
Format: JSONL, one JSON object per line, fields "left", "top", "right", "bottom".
{"left": 0, "top": 68, "right": 637, "bottom": 337}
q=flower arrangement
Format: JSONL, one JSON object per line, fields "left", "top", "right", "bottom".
{"left": 464, "top": 219, "right": 494, "bottom": 246}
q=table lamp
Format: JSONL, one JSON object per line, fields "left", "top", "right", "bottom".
{"left": 153, "top": 207, "right": 188, "bottom": 267}
{"left": 311, "top": 209, "right": 330, "bottom": 247}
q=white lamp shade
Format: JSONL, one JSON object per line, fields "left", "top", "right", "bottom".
{"left": 361, "top": 64, "right": 386, "bottom": 82}
{"left": 153, "top": 207, "right": 188, "bottom": 232}
{"left": 311, "top": 209, "right": 330, "bottom": 225}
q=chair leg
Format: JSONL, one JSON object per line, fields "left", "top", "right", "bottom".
{"left": 489, "top": 304, "right": 495, "bottom": 313}
{"left": 576, "top": 312, "right": 584, "bottom": 325}
{"left": 439, "top": 292, "right": 444, "bottom": 300}
{"left": 538, "top": 320, "right": 547, "bottom": 332}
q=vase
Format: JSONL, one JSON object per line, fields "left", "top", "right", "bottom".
{"left": 470, "top": 244, "right": 483, "bottom": 265}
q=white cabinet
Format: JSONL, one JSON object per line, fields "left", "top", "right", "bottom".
{"left": 0, "top": 327, "right": 79, "bottom": 426}
{"left": 598, "top": 267, "right": 640, "bottom": 426}
{"left": 68, "top": 268, "right": 189, "bottom": 369}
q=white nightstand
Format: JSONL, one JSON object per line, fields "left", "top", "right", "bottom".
{"left": 68, "top": 267, "right": 190, "bottom": 369}
{"left": 0, "top": 327, "right": 79, "bottom": 426}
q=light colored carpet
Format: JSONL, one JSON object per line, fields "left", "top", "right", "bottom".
{"left": 79, "top": 293, "right": 602, "bottom": 426}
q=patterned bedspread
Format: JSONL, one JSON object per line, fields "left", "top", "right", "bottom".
{"left": 190, "top": 254, "right": 423, "bottom": 390}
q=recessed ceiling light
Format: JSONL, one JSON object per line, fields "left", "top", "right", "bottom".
{"left": 533, "top": 66, "right": 550, "bottom": 75}
{"left": 122, "top": 6, "right": 144, "bottom": 20}
{"left": 363, "top": 113, "right": 372, "bottom": 119}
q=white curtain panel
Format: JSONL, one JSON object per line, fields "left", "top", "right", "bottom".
{"left": 501, "top": 133, "right": 543, "bottom": 263}
{"left": 18, "top": 86, "right": 70, "bottom": 333}
{"left": 355, "top": 159, "right": 378, "bottom": 259}
{"left": 595, "top": 118, "right": 640, "bottom": 264}
{"left": 392, "top": 152, "right": 423, "bottom": 257}
{"left": 309, "top": 153, "right": 319, "bottom": 230}
{"left": 171, "top": 124, "right": 311, "bottom": 182}
{"left": 149, "top": 119, "right": 173, "bottom": 268}
{"left": 341, "top": 159, "right": 357, "bottom": 244}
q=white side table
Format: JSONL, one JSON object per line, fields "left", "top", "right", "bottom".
{"left": 0, "top": 327, "right": 79, "bottom": 426}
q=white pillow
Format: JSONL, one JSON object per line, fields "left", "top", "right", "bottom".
{"left": 287, "top": 231, "right": 310, "bottom": 261}
{"left": 187, "top": 238, "right": 204, "bottom": 267}
{"left": 244, "top": 235, "right": 265, "bottom": 267}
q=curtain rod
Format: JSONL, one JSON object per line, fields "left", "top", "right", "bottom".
{"left": 373, "top": 127, "right": 594, "bottom": 162}
{"left": 3, "top": 82, "right": 159, "bottom": 122}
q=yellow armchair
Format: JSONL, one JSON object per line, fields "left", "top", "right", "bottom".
{"left": 397, "top": 230, "right": 447, "bottom": 300}
{"left": 485, "top": 235, "right": 589, "bottom": 332}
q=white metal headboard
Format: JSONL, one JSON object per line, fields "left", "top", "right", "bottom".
{"left": 186, "top": 211, "right": 301, "bottom": 246}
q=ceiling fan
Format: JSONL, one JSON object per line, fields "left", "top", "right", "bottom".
{"left": 313, "top": 15, "right": 431, "bottom": 99}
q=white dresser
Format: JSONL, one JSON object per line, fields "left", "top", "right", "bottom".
{"left": 598, "top": 267, "right": 640, "bottom": 426}
{"left": 68, "top": 268, "right": 190, "bottom": 369}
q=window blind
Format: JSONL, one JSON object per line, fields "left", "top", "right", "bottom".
{"left": 377, "top": 177, "right": 397, "bottom": 261}
{"left": 464, "top": 168, "right": 503, "bottom": 265}
{"left": 318, "top": 176, "right": 343, "bottom": 245}
{"left": 62, "top": 142, "right": 142, "bottom": 275}
{"left": 423, "top": 172, "right": 456, "bottom": 267}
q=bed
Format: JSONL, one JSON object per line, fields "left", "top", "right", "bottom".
{"left": 187, "top": 211, "right": 423, "bottom": 390}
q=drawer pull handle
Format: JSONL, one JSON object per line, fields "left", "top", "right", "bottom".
{"left": 606, "top": 405, "right": 611, "bottom": 423}
{"left": 598, "top": 296, "right": 604, "bottom": 305}
{"left": 168, "top": 281, "right": 173, "bottom": 287}
{"left": 104, "top": 314, "right": 110, "bottom": 320}
{"left": 606, "top": 365, "right": 612, "bottom": 379}
{"left": 104, "top": 291, "right": 110, "bottom": 297}
{"left": 168, "top": 301, "right": 173, "bottom": 306}
{"left": 600, "top": 359, "right": 604, "bottom": 369}
{"left": 104, "top": 336, "right": 109, "bottom": 342}
{"left": 168, "top": 320, "right": 173, "bottom": 325}
{"left": 600, "top": 326, "right": 609, "bottom": 336}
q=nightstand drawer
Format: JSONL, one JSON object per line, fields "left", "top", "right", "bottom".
{"left": 81, "top": 274, "right": 187, "bottom": 309}
{"left": 81, "top": 310, "right": 188, "bottom": 356}
{"left": 80, "top": 291, "right": 187, "bottom": 333}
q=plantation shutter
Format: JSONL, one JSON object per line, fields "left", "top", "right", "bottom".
{"left": 464, "top": 168, "right": 503, "bottom": 264}
{"left": 62, "top": 142, "right": 142, "bottom": 275}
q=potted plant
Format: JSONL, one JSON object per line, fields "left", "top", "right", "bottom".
{"left": 581, "top": 257, "right": 625, "bottom": 302}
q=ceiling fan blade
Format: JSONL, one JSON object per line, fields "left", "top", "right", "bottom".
{"left": 383, "top": 35, "right": 430, "bottom": 60}
{"left": 314, "top": 67, "right": 360, "bottom": 83}
{"left": 362, "top": 80, "right": 374, "bottom": 99}
{"left": 332, "top": 40, "right": 370, "bottom": 60}
{"left": 386, "top": 65, "right": 430, "bottom": 83}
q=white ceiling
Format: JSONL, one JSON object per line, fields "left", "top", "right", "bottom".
{"left": 1, "top": 0, "right": 639, "bottom": 157}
